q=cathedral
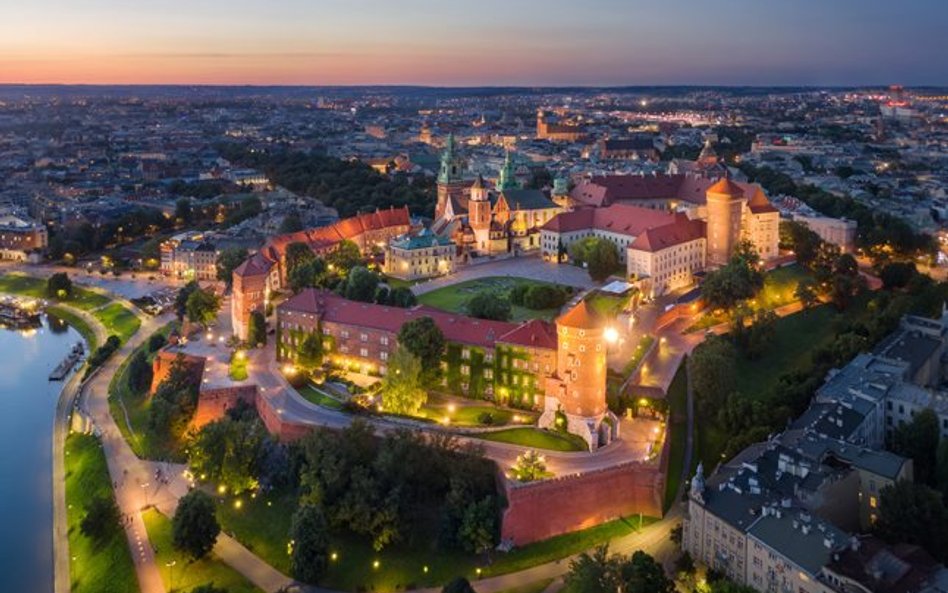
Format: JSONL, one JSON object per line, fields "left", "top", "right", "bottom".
{"left": 433, "top": 135, "right": 562, "bottom": 257}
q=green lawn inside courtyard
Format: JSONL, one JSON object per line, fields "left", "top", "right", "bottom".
{"left": 142, "top": 508, "right": 264, "bottom": 593}
{"left": 476, "top": 427, "right": 588, "bottom": 452}
{"left": 215, "top": 485, "right": 657, "bottom": 593}
{"left": 412, "top": 392, "right": 538, "bottom": 427}
{"left": 0, "top": 272, "right": 112, "bottom": 310}
{"left": 585, "top": 291, "right": 631, "bottom": 319}
{"left": 64, "top": 433, "right": 138, "bottom": 593}
{"left": 92, "top": 302, "right": 141, "bottom": 343}
{"left": 108, "top": 323, "right": 184, "bottom": 461}
{"left": 417, "top": 277, "right": 570, "bottom": 322}
{"left": 296, "top": 383, "right": 345, "bottom": 410}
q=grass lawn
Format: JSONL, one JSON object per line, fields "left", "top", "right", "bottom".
{"left": 297, "top": 384, "right": 345, "bottom": 410}
{"left": 477, "top": 428, "right": 588, "bottom": 452}
{"left": 108, "top": 324, "right": 184, "bottom": 461}
{"left": 663, "top": 364, "right": 688, "bottom": 512}
{"left": 216, "top": 486, "right": 657, "bottom": 593}
{"left": 64, "top": 433, "right": 138, "bottom": 593}
{"left": 229, "top": 353, "right": 249, "bottom": 381}
{"left": 93, "top": 302, "right": 141, "bottom": 343}
{"left": 621, "top": 335, "right": 655, "bottom": 378}
{"left": 756, "top": 264, "right": 811, "bottom": 311}
{"left": 585, "top": 291, "right": 630, "bottom": 319}
{"left": 142, "top": 508, "right": 264, "bottom": 593}
{"left": 47, "top": 305, "right": 99, "bottom": 352}
{"left": 0, "top": 272, "right": 114, "bottom": 311}
{"left": 412, "top": 393, "right": 538, "bottom": 427}
{"left": 417, "top": 277, "right": 569, "bottom": 322}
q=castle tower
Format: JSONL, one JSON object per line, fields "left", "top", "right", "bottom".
{"left": 536, "top": 109, "right": 547, "bottom": 139}
{"left": 497, "top": 150, "right": 520, "bottom": 192}
{"left": 551, "top": 176, "right": 570, "bottom": 208}
{"left": 696, "top": 139, "right": 719, "bottom": 168}
{"left": 539, "top": 301, "right": 617, "bottom": 450}
{"left": 436, "top": 134, "right": 466, "bottom": 219}
{"left": 468, "top": 175, "right": 492, "bottom": 251}
{"left": 705, "top": 177, "right": 745, "bottom": 266}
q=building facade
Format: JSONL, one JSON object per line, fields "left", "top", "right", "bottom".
{"left": 160, "top": 232, "right": 219, "bottom": 280}
{"left": 382, "top": 229, "right": 458, "bottom": 281}
{"left": 0, "top": 211, "right": 47, "bottom": 261}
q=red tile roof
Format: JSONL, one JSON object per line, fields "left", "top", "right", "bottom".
{"left": 497, "top": 318, "right": 558, "bottom": 350}
{"left": 569, "top": 173, "right": 771, "bottom": 209}
{"left": 706, "top": 177, "right": 745, "bottom": 197}
{"left": 542, "top": 204, "right": 677, "bottom": 237}
{"left": 557, "top": 300, "right": 600, "bottom": 330}
{"left": 629, "top": 214, "right": 706, "bottom": 252}
{"left": 279, "top": 289, "right": 535, "bottom": 350}
{"left": 747, "top": 187, "right": 779, "bottom": 214}
{"left": 233, "top": 252, "right": 274, "bottom": 278}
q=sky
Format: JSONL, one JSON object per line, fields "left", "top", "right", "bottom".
{"left": 1, "top": 0, "right": 946, "bottom": 87}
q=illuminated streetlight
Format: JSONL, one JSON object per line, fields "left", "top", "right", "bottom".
{"left": 604, "top": 327, "right": 619, "bottom": 344}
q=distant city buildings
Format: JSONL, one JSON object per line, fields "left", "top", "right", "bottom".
{"left": 0, "top": 208, "right": 47, "bottom": 262}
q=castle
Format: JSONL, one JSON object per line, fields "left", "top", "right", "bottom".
{"left": 277, "top": 289, "right": 617, "bottom": 449}
{"left": 536, "top": 108, "right": 586, "bottom": 142}
{"left": 231, "top": 206, "right": 411, "bottom": 339}
{"left": 432, "top": 136, "right": 562, "bottom": 257}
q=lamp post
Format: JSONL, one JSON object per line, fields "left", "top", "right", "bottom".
{"left": 140, "top": 482, "right": 150, "bottom": 509}
{"left": 166, "top": 560, "right": 176, "bottom": 591}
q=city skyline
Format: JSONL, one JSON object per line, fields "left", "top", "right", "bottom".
{"left": 3, "top": 0, "right": 947, "bottom": 87}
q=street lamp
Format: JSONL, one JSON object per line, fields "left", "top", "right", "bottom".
{"left": 604, "top": 327, "right": 619, "bottom": 344}
{"left": 166, "top": 560, "right": 176, "bottom": 590}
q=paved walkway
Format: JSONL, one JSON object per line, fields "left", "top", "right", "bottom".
{"left": 411, "top": 256, "right": 597, "bottom": 296}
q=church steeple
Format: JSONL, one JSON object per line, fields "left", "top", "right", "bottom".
{"left": 497, "top": 150, "right": 520, "bottom": 192}
{"left": 438, "top": 134, "right": 463, "bottom": 185}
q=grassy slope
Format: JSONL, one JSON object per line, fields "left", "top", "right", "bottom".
{"left": 216, "top": 486, "right": 656, "bottom": 592}
{"left": 47, "top": 305, "right": 99, "bottom": 351}
{"left": 663, "top": 364, "right": 688, "bottom": 512}
{"left": 477, "top": 427, "right": 588, "bottom": 452}
{"left": 0, "top": 272, "right": 111, "bottom": 310}
{"left": 417, "top": 277, "right": 566, "bottom": 322}
{"left": 93, "top": 302, "right": 141, "bottom": 343}
{"left": 142, "top": 508, "right": 263, "bottom": 593}
{"left": 65, "top": 433, "right": 138, "bottom": 593}
{"left": 108, "top": 323, "right": 182, "bottom": 461}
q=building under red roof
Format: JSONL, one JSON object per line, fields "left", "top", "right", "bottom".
{"left": 570, "top": 173, "right": 768, "bottom": 209}
{"left": 629, "top": 214, "right": 706, "bottom": 253}
{"left": 541, "top": 203, "right": 677, "bottom": 238}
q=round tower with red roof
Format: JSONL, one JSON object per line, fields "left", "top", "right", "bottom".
{"left": 705, "top": 177, "right": 745, "bottom": 266}
{"left": 540, "top": 300, "right": 618, "bottom": 450}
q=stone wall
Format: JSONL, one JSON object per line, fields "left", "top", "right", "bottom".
{"left": 254, "top": 394, "right": 314, "bottom": 442}
{"left": 149, "top": 349, "right": 206, "bottom": 394}
{"left": 191, "top": 385, "right": 257, "bottom": 429}
{"left": 500, "top": 437, "right": 669, "bottom": 545}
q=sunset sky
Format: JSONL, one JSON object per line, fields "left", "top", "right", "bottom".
{"left": 2, "top": 0, "right": 946, "bottom": 86}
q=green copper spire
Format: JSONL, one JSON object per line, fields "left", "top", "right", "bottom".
{"left": 438, "top": 133, "right": 463, "bottom": 185}
{"left": 497, "top": 150, "right": 520, "bottom": 191}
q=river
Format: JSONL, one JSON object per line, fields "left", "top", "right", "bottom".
{"left": 0, "top": 313, "right": 82, "bottom": 593}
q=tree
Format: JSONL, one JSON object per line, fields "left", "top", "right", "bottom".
{"left": 342, "top": 266, "right": 380, "bottom": 303}
{"left": 937, "top": 440, "right": 948, "bottom": 500}
{"left": 47, "top": 272, "right": 73, "bottom": 299}
{"left": 795, "top": 277, "right": 819, "bottom": 310}
{"left": 174, "top": 197, "right": 193, "bottom": 224}
{"left": 127, "top": 350, "right": 153, "bottom": 393}
{"left": 890, "top": 408, "right": 940, "bottom": 485}
{"left": 297, "top": 332, "right": 323, "bottom": 369}
{"left": 248, "top": 310, "right": 267, "bottom": 346}
{"left": 571, "top": 237, "right": 620, "bottom": 282}
{"left": 280, "top": 211, "right": 304, "bottom": 234}
{"left": 688, "top": 336, "right": 738, "bottom": 418}
{"left": 565, "top": 545, "right": 620, "bottom": 593}
{"left": 875, "top": 480, "right": 948, "bottom": 562}
{"left": 388, "top": 286, "right": 417, "bottom": 308}
{"left": 172, "top": 490, "right": 220, "bottom": 559}
{"left": 148, "top": 332, "right": 167, "bottom": 353}
{"left": 174, "top": 281, "right": 199, "bottom": 321}
{"left": 398, "top": 317, "right": 445, "bottom": 376}
{"left": 190, "top": 586, "right": 228, "bottom": 593}
{"left": 880, "top": 261, "right": 918, "bottom": 290}
{"left": 80, "top": 495, "right": 120, "bottom": 543}
{"left": 289, "top": 258, "right": 327, "bottom": 294}
{"left": 621, "top": 550, "right": 675, "bottom": 593}
{"left": 285, "top": 242, "right": 316, "bottom": 277}
{"left": 466, "top": 291, "right": 512, "bottom": 321}
{"left": 511, "top": 450, "right": 547, "bottom": 482}
{"left": 327, "top": 239, "right": 363, "bottom": 273}
{"left": 289, "top": 504, "right": 330, "bottom": 584}
{"left": 701, "top": 241, "right": 764, "bottom": 310}
{"left": 186, "top": 287, "right": 221, "bottom": 328}
{"left": 586, "top": 238, "right": 621, "bottom": 282}
{"left": 780, "top": 221, "right": 823, "bottom": 268}
{"left": 381, "top": 348, "right": 427, "bottom": 415}
{"left": 830, "top": 253, "right": 866, "bottom": 310}
{"left": 216, "top": 248, "right": 248, "bottom": 286}
{"left": 188, "top": 417, "right": 267, "bottom": 494}
{"left": 458, "top": 497, "right": 497, "bottom": 556}
{"left": 442, "top": 577, "right": 477, "bottom": 593}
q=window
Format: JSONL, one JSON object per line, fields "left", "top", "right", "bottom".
{"left": 360, "top": 333, "right": 368, "bottom": 342}
{"left": 380, "top": 351, "right": 388, "bottom": 361}
{"left": 359, "top": 348, "right": 369, "bottom": 358}
{"left": 462, "top": 348, "right": 470, "bottom": 360}
{"left": 869, "top": 496, "right": 877, "bottom": 509}
{"left": 380, "top": 336, "right": 389, "bottom": 346}
{"left": 341, "top": 330, "right": 350, "bottom": 339}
